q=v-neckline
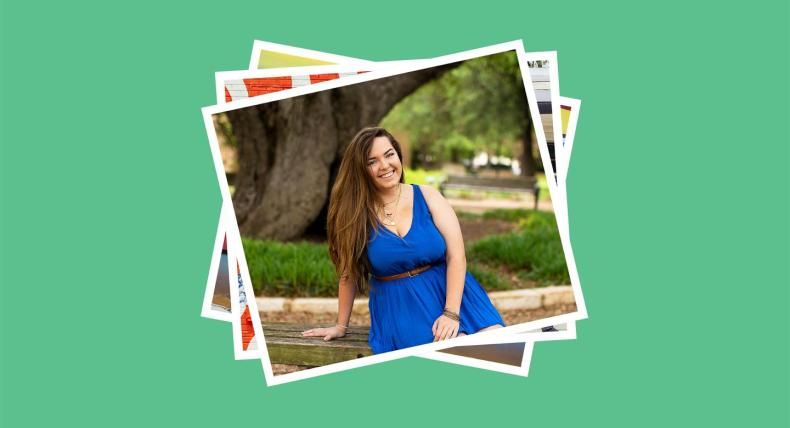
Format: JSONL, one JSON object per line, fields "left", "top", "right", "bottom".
{"left": 380, "top": 184, "right": 416, "bottom": 240}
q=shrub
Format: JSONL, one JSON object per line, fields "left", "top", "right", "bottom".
{"left": 241, "top": 206, "right": 569, "bottom": 297}
{"left": 404, "top": 168, "right": 446, "bottom": 186}
{"left": 481, "top": 208, "right": 556, "bottom": 226}
{"left": 467, "top": 226, "right": 569, "bottom": 286}
{"left": 467, "top": 263, "right": 510, "bottom": 291}
{"left": 241, "top": 239, "right": 338, "bottom": 297}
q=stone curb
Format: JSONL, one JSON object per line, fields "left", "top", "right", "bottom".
{"left": 256, "top": 285, "right": 573, "bottom": 315}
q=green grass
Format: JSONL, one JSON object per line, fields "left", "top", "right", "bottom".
{"left": 243, "top": 207, "right": 568, "bottom": 296}
{"left": 464, "top": 208, "right": 569, "bottom": 289}
{"left": 439, "top": 173, "right": 550, "bottom": 202}
{"left": 536, "top": 173, "right": 549, "bottom": 201}
{"left": 242, "top": 238, "right": 338, "bottom": 297}
{"left": 404, "top": 167, "right": 445, "bottom": 186}
{"left": 482, "top": 208, "right": 555, "bottom": 224}
{"left": 442, "top": 188, "right": 530, "bottom": 201}
{"left": 458, "top": 208, "right": 557, "bottom": 225}
{"left": 467, "top": 225, "right": 569, "bottom": 286}
{"left": 467, "top": 263, "right": 511, "bottom": 291}
{"left": 404, "top": 168, "right": 549, "bottom": 202}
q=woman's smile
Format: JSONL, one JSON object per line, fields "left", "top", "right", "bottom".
{"left": 366, "top": 135, "right": 403, "bottom": 190}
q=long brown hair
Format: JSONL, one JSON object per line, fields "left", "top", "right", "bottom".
{"left": 327, "top": 127, "right": 405, "bottom": 294}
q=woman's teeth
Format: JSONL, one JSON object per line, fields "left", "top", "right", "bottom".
{"left": 380, "top": 170, "right": 394, "bottom": 178}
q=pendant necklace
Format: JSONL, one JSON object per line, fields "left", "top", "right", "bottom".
{"left": 380, "top": 184, "right": 401, "bottom": 226}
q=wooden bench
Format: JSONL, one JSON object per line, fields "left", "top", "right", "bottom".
{"left": 263, "top": 323, "right": 372, "bottom": 367}
{"left": 439, "top": 175, "right": 541, "bottom": 209}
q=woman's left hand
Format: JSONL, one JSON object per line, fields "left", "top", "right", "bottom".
{"left": 432, "top": 315, "right": 460, "bottom": 342}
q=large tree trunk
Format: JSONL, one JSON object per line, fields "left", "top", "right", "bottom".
{"left": 225, "top": 65, "right": 459, "bottom": 240}
{"left": 521, "top": 118, "right": 537, "bottom": 178}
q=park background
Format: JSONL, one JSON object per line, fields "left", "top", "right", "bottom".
{"left": 1, "top": 1, "right": 787, "bottom": 427}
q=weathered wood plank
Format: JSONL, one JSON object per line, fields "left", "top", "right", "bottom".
{"left": 262, "top": 322, "right": 373, "bottom": 366}
{"left": 264, "top": 331, "right": 370, "bottom": 345}
{"left": 266, "top": 335, "right": 370, "bottom": 348}
{"left": 264, "top": 329, "right": 369, "bottom": 341}
{"left": 268, "top": 340, "right": 373, "bottom": 366}
{"left": 263, "top": 323, "right": 369, "bottom": 336}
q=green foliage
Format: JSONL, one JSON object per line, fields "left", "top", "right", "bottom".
{"left": 381, "top": 51, "right": 531, "bottom": 168}
{"left": 467, "top": 263, "right": 510, "bottom": 291}
{"left": 455, "top": 211, "right": 483, "bottom": 221}
{"left": 459, "top": 207, "right": 557, "bottom": 225}
{"left": 242, "top": 239, "right": 338, "bottom": 297}
{"left": 467, "top": 210, "right": 569, "bottom": 286}
{"left": 403, "top": 168, "right": 446, "bottom": 186}
{"left": 481, "top": 208, "right": 556, "bottom": 225}
{"left": 243, "top": 208, "right": 567, "bottom": 296}
{"left": 536, "top": 173, "right": 549, "bottom": 201}
{"left": 214, "top": 113, "right": 237, "bottom": 147}
{"left": 442, "top": 188, "right": 529, "bottom": 201}
{"left": 442, "top": 173, "right": 550, "bottom": 202}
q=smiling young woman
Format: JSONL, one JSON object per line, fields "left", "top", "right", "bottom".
{"left": 302, "top": 127, "right": 504, "bottom": 353}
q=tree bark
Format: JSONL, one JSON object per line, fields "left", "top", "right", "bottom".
{"left": 225, "top": 64, "right": 459, "bottom": 240}
{"left": 521, "top": 117, "right": 537, "bottom": 178}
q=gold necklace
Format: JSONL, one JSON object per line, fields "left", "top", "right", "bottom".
{"left": 380, "top": 184, "right": 401, "bottom": 226}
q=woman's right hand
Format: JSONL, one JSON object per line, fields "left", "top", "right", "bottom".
{"left": 301, "top": 325, "right": 347, "bottom": 341}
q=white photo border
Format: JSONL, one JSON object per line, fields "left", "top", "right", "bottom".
{"left": 203, "top": 60, "right": 578, "bottom": 365}
{"left": 419, "top": 323, "right": 581, "bottom": 376}
{"left": 558, "top": 96, "right": 582, "bottom": 185}
{"left": 200, "top": 204, "right": 231, "bottom": 322}
{"left": 201, "top": 40, "right": 587, "bottom": 385}
{"left": 248, "top": 40, "right": 376, "bottom": 70}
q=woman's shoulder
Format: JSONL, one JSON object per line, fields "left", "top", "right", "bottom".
{"left": 413, "top": 184, "right": 447, "bottom": 213}
{"left": 414, "top": 183, "right": 442, "bottom": 201}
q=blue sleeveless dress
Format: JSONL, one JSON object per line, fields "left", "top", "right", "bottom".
{"left": 365, "top": 184, "right": 505, "bottom": 354}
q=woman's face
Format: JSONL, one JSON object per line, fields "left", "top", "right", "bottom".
{"left": 366, "top": 136, "right": 402, "bottom": 191}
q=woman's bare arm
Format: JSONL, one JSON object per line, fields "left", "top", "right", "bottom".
{"left": 302, "top": 275, "right": 356, "bottom": 340}
{"left": 336, "top": 275, "right": 357, "bottom": 327}
{"left": 419, "top": 185, "right": 466, "bottom": 339}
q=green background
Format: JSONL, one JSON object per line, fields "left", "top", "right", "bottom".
{"left": 2, "top": 1, "right": 787, "bottom": 426}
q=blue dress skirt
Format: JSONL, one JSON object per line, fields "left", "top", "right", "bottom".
{"left": 366, "top": 184, "right": 505, "bottom": 354}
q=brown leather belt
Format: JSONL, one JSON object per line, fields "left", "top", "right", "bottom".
{"left": 374, "top": 264, "right": 432, "bottom": 281}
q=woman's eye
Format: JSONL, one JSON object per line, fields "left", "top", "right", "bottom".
{"left": 386, "top": 152, "right": 394, "bottom": 158}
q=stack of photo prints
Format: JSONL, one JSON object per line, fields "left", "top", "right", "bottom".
{"left": 201, "top": 40, "right": 587, "bottom": 386}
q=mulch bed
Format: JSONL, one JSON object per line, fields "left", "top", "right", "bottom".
{"left": 458, "top": 217, "right": 517, "bottom": 243}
